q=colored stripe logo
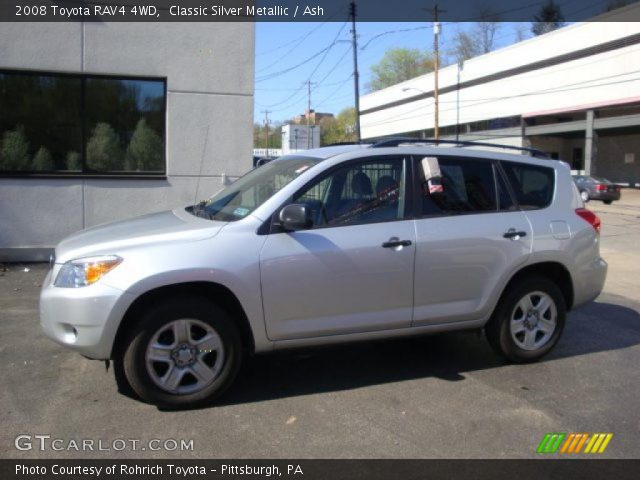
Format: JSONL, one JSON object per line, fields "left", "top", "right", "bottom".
{"left": 537, "top": 433, "right": 613, "bottom": 454}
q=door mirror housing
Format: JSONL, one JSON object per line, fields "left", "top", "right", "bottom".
{"left": 279, "top": 204, "right": 313, "bottom": 231}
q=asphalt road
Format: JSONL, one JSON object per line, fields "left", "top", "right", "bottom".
{"left": 1, "top": 191, "right": 639, "bottom": 459}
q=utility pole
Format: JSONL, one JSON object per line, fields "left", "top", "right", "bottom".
{"left": 430, "top": 4, "right": 445, "bottom": 140}
{"left": 350, "top": 1, "right": 361, "bottom": 143}
{"left": 261, "top": 109, "right": 271, "bottom": 157}
{"left": 305, "top": 80, "right": 316, "bottom": 149}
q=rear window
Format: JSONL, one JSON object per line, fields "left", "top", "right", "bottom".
{"left": 420, "top": 157, "right": 498, "bottom": 215}
{"left": 501, "top": 161, "right": 554, "bottom": 209}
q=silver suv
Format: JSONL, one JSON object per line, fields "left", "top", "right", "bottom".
{"left": 40, "top": 141, "right": 607, "bottom": 408}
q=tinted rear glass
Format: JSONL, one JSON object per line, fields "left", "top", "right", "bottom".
{"left": 501, "top": 161, "right": 554, "bottom": 209}
{"left": 420, "top": 157, "right": 498, "bottom": 215}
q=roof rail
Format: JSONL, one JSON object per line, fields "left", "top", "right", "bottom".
{"left": 371, "top": 137, "right": 550, "bottom": 159}
{"left": 323, "top": 142, "right": 363, "bottom": 147}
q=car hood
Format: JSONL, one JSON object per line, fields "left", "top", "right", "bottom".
{"left": 55, "top": 208, "right": 226, "bottom": 263}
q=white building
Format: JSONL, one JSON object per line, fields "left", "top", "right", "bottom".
{"left": 281, "top": 124, "right": 321, "bottom": 154}
{"left": 360, "top": 4, "right": 640, "bottom": 185}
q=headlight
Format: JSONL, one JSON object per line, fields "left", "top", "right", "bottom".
{"left": 54, "top": 255, "right": 123, "bottom": 288}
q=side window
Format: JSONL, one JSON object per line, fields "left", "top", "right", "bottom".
{"left": 501, "top": 161, "right": 555, "bottom": 209}
{"left": 420, "top": 157, "right": 498, "bottom": 216}
{"left": 495, "top": 165, "right": 516, "bottom": 211}
{"left": 292, "top": 157, "right": 406, "bottom": 227}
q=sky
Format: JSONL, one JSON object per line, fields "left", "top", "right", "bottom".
{"left": 253, "top": 0, "right": 612, "bottom": 125}
{"left": 254, "top": 21, "right": 534, "bottom": 125}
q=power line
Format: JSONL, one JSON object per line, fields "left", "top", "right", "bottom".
{"left": 255, "top": 7, "right": 345, "bottom": 57}
{"left": 315, "top": 74, "right": 355, "bottom": 109}
{"left": 256, "top": 22, "right": 348, "bottom": 83}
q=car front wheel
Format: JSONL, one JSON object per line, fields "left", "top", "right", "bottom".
{"left": 117, "top": 296, "right": 242, "bottom": 409}
{"left": 486, "top": 276, "right": 566, "bottom": 363}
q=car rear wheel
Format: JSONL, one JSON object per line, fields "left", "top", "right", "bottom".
{"left": 603, "top": 200, "right": 613, "bottom": 205}
{"left": 117, "top": 296, "right": 242, "bottom": 409}
{"left": 580, "top": 190, "right": 590, "bottom": 202}
{"left": 486, "top": 276, "right": 566, "bottom": 363}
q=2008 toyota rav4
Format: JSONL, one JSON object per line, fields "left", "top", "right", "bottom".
{"left": 40, "top": 141, "right": 607, "bottom": 408}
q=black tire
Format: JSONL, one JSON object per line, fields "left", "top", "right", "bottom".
{"left": 603, "top": 200, "right": 613, "bottom": 205}
{"left": 486, "top": 276, "right": 566, "bottom": 363}
{"left": 116, "top": 295, "right": 242, "bottom": 409}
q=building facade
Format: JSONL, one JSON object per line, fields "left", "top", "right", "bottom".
{"left": 360, "top": 5, "right": 640, "bottom": 186}
{"left": 0, "top": 22, "right": 254, "bottom": 261}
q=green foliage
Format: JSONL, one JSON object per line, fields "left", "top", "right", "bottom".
{"left": 253, "top": 122, "right": 282, "bottom": 149}
{"left": 532, "top": 0, "right": 565, "bottom": 36}
{"left": 320, "top": 107, "right": 356, "bottom": 145}
{"left": 65, "top": 151, "right": 81, "bottom": 171}
{"left": 125, "top": 119, "right": 163, "bottom": 171}
{"left": 0, "top": 126, "right": 30, "bottom": 171}
{"left": 32, "top": 146, "right": 54, "bottom": 171}
{"left": 367, "top": 48, "right": 434, "bottom": 92}
{"left": 86, "top": 123, "right": 123, "bottom": 172}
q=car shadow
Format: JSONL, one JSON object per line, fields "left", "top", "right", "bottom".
{"left": 212, "top": 299, "right": 640, "bottom": 407}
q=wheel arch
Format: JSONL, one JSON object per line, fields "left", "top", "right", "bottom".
{"left": 499, "top": 261, "right": 574, "bottom": 312}
{"left": 111, "top": 281, "right": 255, "bottom": 359}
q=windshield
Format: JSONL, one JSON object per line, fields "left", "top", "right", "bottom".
{"left": 189, "top": 157, "right": 321, "bottom": 221}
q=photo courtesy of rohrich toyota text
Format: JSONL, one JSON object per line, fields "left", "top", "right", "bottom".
{"left": 1, "top": 0, "right": 640, "bottom": 478}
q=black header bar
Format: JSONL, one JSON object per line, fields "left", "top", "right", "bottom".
{"left": 2, "top": 0, "right": 640, "bottom": 22}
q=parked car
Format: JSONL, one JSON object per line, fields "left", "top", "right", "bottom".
{"left": 572, "top": 175, "right": 621, "bottom": 204}
{"left": 41, "top": 142, "right": 607, "bottom": 408}
{"left": 255, "top": 156, "right": 275, "bottom": 167}
{"left": 253, "top": 156, "right": 276, "bottom": 168}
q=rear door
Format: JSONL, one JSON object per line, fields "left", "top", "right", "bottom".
{"left": 412, "top": 155, "right": 532, "bottom": 326}
{"left": 260, "top": 155, "right": 416, "bottom": 340}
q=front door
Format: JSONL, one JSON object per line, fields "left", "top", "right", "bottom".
{"left": 260, "top": 156, "right": 415, "bottom": 340}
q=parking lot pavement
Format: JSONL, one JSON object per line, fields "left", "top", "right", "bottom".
{"left": 1, "top": 191, "right": 639, "bottom": 460}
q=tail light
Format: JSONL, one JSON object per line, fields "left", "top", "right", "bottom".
{"left": 575, "top": 208, "right": 601, "bottom": 234}
{"left": 595, "top": 184, "right": 606, "bottom": 191}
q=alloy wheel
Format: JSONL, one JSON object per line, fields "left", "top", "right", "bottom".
{"left": 145, "top": 318, "right": 225, "bottom": 394}
{"left": 509, "top": 291, "right": 558, "bottom": 351}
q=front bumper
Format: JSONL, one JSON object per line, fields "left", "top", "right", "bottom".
{"left": 39, "top": 268, "right": 135, "bottom": 359}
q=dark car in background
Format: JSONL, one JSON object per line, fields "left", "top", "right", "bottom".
{"left": 253, "top": 156, "right": 276, "bottom": 168}
{"left": 572, "top": 175, "right": 621, "bottom": 204}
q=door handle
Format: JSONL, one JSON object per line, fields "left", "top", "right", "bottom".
{"left": 382, "top": 239, "right": 412, "bottom": 248}
{"left": 503, "top": 228, "right": 527, "bottom": 240}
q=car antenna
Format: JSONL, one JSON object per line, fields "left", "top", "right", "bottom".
{"left": 193, "top": 125, "right": 211, "bottom": 207}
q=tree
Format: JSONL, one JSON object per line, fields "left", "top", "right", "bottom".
{"left": 450, "top": 30, "right": 481, "bottom": 64}
{"left": 532, "top": 0, "right": 565, "bottom": 36}
{"left": 65, "top": 151, "right": 81, "bottom": 171}
{"left": 474, "top": 7, "right": 501, "bottom": 54}
{"left": 125, "top": 118, "right": 163, "bottom": 171}
{"left": 320, "top": 107, "right": 356, "bottom": 145}
{"left": 253, "top": 122, "right": 282, "bottom": 149}
{"left": 514, "top": 23, "right": 530, "bottom": 42}
{"left": 86, "top": 123, "right": 122, "bottom": 172}
{"left": 0, "top": 126, "right": 30, "bottom": 171}
{"left": 32, "top": 146, "right": 54, "bottom": 171}
{"left": 367, "top": 48, "right": 434, "bottom": 92}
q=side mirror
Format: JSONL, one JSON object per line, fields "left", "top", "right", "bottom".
{"left": 279, "top": 204, "right": 313, "bottom": 231}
